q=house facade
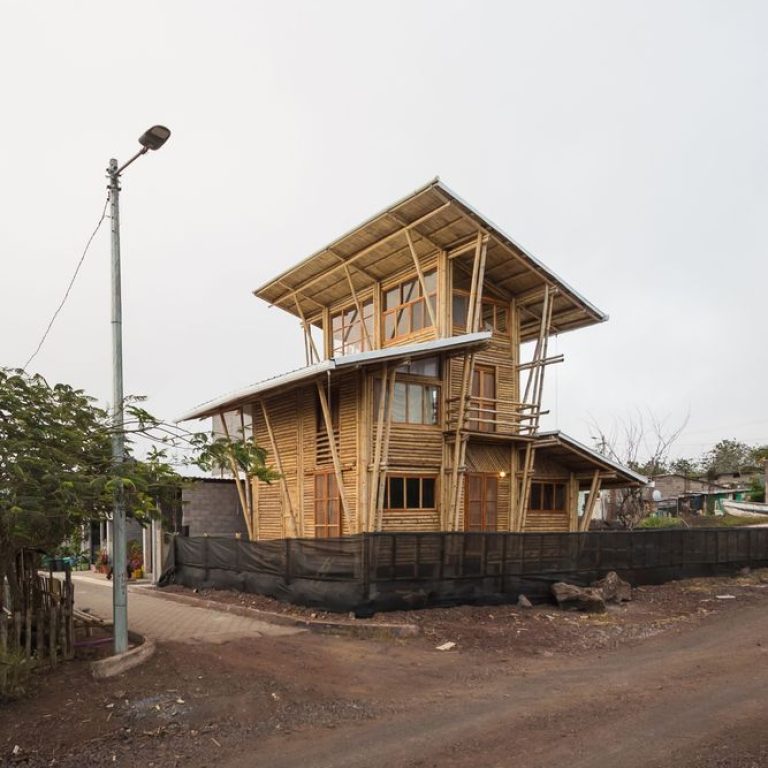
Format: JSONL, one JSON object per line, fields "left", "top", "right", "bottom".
{"left": 182, "top": 181, "right": 645, "bottom": 540}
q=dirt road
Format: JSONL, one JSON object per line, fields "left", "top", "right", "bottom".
{"left": 3, "top": 575, "right": 768, "bottom": 767}
{"left": 217, "top": 600, "right": 768, "bottom": 768}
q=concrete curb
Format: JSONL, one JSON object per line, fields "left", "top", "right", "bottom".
{"left": 91, "top": 631, "right": 156, "bottom": 679}
{"left": 149, "top": 589, "right": 420, "bottom": 639}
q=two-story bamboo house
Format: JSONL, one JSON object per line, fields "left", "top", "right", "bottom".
{"left": 181, "top": 180, "right": 645, "bottom": 540}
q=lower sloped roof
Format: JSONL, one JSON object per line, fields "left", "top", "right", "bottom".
{"left": 179, "top": 332, "right": 491, "bottom": 422}
{"left": 535, "top": 431, "right": 648, "bottom": 488}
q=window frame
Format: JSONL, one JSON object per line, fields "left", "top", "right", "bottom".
{"left": 330, "top": 298, "right": 374, "bottom": 357}
{"left": 383, "top": 475, "right": 438, "bottom": 511}
{"left": 373, "top": 377, "right": 440, "bottom": 427}
{"left": 382, "top": 270, "right": 438, "bottom": 343}
{"left": 451, "top": 289, "right": 509, "bottom": 337}
{"left": 528, "top": 481, "right": 568, "bottom": 513}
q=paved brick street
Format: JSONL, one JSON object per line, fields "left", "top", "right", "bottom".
{"left": 72, "top": 573, "right": 302, "bottom": 643}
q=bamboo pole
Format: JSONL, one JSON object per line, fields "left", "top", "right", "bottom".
{"left": 220, "top": 412, "right": 254, "bottom": 540}
{"left": 517, "top": 444, "right": 536, "bottom": 531}
{"left": 293, "top": 295, "right": 321, "bottom": 363}
{"left": 259, "top": 400, "right": 299, "bottom": 537}
{"left": 315, "top": 381, "right": 352, "bottom": 533}
{"left": 368, "top": 364, "right": 389, "bottom": 532}
{"left": 580, "top": 470, "right": 602, "bottom": 532}
{"left": 404, "top": 230, "right": 438, "bottom": 330}
{"left": 375, "top": 367, "right": 398, "bottom": 531}
{"left": 343, "top": 264, "right": 373, "bottom": 351}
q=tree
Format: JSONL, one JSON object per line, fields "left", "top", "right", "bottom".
{"left": 0, "top": 368, "right": 278, "bottom": 601}
{"left": 591, "top": 410, "right": 688, "bottom": 529}
{"left": 0, "top": 370, "right": 188, "bottom": 599}
{"left": 701, "top": 439, "right": 754, "bottom": 479}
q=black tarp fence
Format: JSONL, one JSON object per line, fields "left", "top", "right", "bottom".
{"left": 164, "top": 528, "right": 768, "bottom": 615}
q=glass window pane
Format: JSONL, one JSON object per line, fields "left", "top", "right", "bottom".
{"left": 530, "top": 483, "right": 541, "bottom": 510}
{"left": 385, "top": 287, "right": 400, "bottom": 310}
{"left": 389, "top": 477, "right": 405, "bottom": 509}
{"left": 384, "top": 313, "right": 395, "bottom": 340}
{"left": 453, "top": 294, "right": 468, "bottom": 329}
{"left": 397, "top": 308, "right": 409, "bottom": 336}
{"left": 406, "top": 477, "right": 420, "bottom": 508}
{"left": 408, "top": 383, "right": 423, "bottom": 423}
{"left": 423, "top": 270, "right": 437, "bottom": 294}
{"left": 412, "top": 300, "right": 424, "bottom": 332}
{"left": 555, "top": 484, "right": 566, "bottom": 510}
{"left": 392, "top": 382, "right": 407, "bottom": 422}
{"left": 482, "top": 303, "right": 494, "bottom": 332}
{"left": 402, "top": 279, "right": 417, "bottom": 303}
{"left": 427, "top": 386, "right": 439, "bottom": 425}
{"left": 543, "top": 484, "right": 554, "bottom": 510}
{"left": 422, "top": 478, "right": 435, "bottom": 508}
{"left": 409, "top": 357, "right": 439, "bottom": 377}
{"left": 424, "top": 294, "right": 436, "bottom": 327}
{"left": 332, "top": 314, "right": 342, "bottom": 333}
{"left": 485, "top": 502, "right": 497, "bottom": 529}
{"left": 345, "top": 307, "right": 358, "bottom": 325}
{"left": 486, "top": 478, "right": 497, "bottom": 502}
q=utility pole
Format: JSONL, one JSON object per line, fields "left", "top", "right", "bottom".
{"left": 106, "top": 126, "right": 171, "bottom": 655}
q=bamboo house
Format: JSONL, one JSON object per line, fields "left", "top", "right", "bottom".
{"left": 181, "top": 180, "right": 645, "bottom": 540}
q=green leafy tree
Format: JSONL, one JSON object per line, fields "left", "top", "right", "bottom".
{"left": 701, "top": 439, "right": 755, "bottom": 479}
{"left": 0, "top": 370, "right": 187, "bottom": 601}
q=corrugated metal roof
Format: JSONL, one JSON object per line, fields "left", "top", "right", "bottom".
{"left": 536, "top": 431, "right": 649, "bottom": 486}
{"left": 178, "top": 331, "right": 491, "bottom": 422}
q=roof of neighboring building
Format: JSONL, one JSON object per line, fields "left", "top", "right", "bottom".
{"left": 179, "top": 331, "right": 492, "bottom": 422}
{"left": 536, "top": 431, "right": 649, "bottom": 488}
{"left": 254, "top": 179, "right": 607, "bottom": 341}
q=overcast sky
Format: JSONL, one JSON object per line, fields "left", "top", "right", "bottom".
{"left": 2, "top": 1, "right": 766, "bottom": 463}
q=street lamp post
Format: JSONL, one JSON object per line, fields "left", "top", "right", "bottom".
{"left": 107, "top": 125, "right": 170, "bottom": 654}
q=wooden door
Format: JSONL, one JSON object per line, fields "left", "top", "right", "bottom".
{"left": 469, "top": 366, "right": 496, "bottom": 432}
{"left": 464, "top": 474, "right": 498, "bottom": 531}
{"left": 314, "top": 471, "right": 341, "bottom": 538}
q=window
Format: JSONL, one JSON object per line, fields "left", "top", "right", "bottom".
{"left": 384, "top": 476, "right": 437, "bottom": 510}
{"left": 529, "top": 481, "right": 567, "bottom": 513}
{"left": 468, "top": 365, "right": 496, "bottom": 432}
{"left": 396, "top": 356, "right": 439, "bottom": 378}
{"left": 314, "top": 471, "right": 341, "bottom": 537}
{"left": 383, "top": 271, "right": 437, "bottom": 341}
{"left": 331, "top": 299, "right": 373, "bottom": 356}
{"left": 374, "top": 379, "right": 439, "bottom": 425}
{"left": 465, "top": 474, "right": 498, "bottom": 531}
{"left": 452, "top": 291, "right": 508, "bottom": 336}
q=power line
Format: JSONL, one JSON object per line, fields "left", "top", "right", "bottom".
{"left": 23, "top": 195, "right": 110, "bottom": 372}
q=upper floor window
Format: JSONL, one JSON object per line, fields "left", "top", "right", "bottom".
{"left": 383, "top": 270, "right": 437, "bottom": 342}
{"left": 452, "top": 291, "right": 508, "bottom": 336}
{"left": 331, "top": 299, "right": 374, "bottom": 356}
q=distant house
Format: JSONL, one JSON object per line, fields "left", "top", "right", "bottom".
{"left": 651, "top": 474, "right": 748, "bottom": 515}
{"left": 181, "top": 180, "right": 645, "bottom": 539}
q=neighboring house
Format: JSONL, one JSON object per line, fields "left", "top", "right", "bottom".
{"left": 651, "top": 473, "right": 748, "bottom": 515}
{"left": 181, "top": 180, "right": 645, "bottom": 540}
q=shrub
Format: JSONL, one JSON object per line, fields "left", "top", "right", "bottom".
{"left": 0, "top": 649, "right": 34, "bottom": 701}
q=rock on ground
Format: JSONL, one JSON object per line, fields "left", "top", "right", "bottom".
{"left": 551, "top": 582, "right": 606, "bottom": 613}
{"left": 593, "top": 571, "right": 632, "bottom": 603}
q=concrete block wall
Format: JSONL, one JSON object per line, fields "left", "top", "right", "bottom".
{"left": 181, "top": 479, "right": 247, "bottom": 538}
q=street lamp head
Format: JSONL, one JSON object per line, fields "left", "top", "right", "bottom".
{"left": 138, "top": 125, "right": 171, "bottom": 151}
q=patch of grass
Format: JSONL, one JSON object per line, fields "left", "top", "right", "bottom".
{"left": 718, "top": 514, "right": 768, "bottom": 527}
{"left": 638, "top": 516, "right": 684, "bottom": 529}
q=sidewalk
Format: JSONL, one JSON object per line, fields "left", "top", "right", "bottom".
{"left": 71, "top": 573, "right": 303, "bottom": 644}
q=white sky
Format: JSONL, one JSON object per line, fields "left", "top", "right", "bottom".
{"left": 1, "top": 1, "right": 766, "bottom": 462}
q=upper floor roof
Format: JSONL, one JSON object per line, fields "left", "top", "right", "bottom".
{"left": 254, "top": 179, "right": 607, "bottom": 337}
